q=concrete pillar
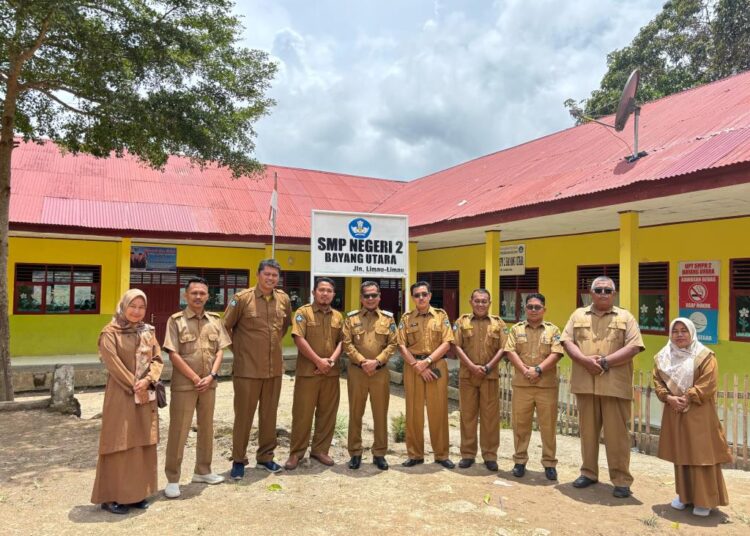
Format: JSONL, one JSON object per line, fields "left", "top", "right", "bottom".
{"left": 408, "top": 241, "right": 419, "bottom": 310}
{"left": 117, "top": 237, "right": 132, "bottom": 298}
{"left": 485, "top": 230, "right": 501, "bottom": 316}
{"left": 619, "top": 211, "right": 639, "bottom": 313}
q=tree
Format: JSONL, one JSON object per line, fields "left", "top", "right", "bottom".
{"left": 566, "top": 0, "right": 750, "bottom": 123}
{"left": 0, "top": 1, "right": 277, "bottom": 401}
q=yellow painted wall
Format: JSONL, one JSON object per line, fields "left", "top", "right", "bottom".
{"left": 416, "top": 217, "right": 750, "bottom": 376}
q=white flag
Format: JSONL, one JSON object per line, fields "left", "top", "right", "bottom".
{"left": 269, "top": 172, "right": 278, "bottom": 227}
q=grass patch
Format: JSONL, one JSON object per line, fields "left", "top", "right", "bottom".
{"left": 391, "top": 411, "right": 406, "bottom": 443}
{"left": 639, "top": 515, "right": 658, "bottom": 529}
{"left": 334, "top": 413, "right": 348, "bottom": 439}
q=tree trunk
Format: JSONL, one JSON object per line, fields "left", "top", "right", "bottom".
{"left": 0, "top": 58, "right": 19, "bottom": 402}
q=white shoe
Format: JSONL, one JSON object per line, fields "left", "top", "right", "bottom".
{"left": 164, "top": 483, "right": 180, "bottom": 498}
{"left": 670, "top": 496, "right": 686, "bottom": 510}
{"left": 693, "top": 506, "right": 711, "bottom": 517}
{"left": 192, "top": 473, "right": 225, "bottom": 485}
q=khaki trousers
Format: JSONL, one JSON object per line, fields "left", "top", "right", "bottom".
{"left": 165, "top": 388, "right": 216, "bottom": 483}
{"left": 232, "top": 376, "right": 282, "bottom": 464}
{"left": 576, "top": 393, "right": 633, "bottom": 486}
{"left": 459, "top": 376, "right": 499, "bottom": 461}
{"left": 403, "top": 359, "right": 450, "bottom": 460}
{"left": 289, "top": 375, "right": 341, "bottom": 458}
{"left": 512, "top": 385, "right": 558, "bottom": 467}
{"left": 347, "top": 365, "right": 390, "bottom": 457}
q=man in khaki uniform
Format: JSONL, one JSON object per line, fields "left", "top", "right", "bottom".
{"left": 224, "top": 259, "right": 292, "bottom": 479}
{"left": 397, "top": 281, "right": 455, "bottom": 469}
{"left": 284, "top": 277, "right": 344, "bottom": 469}
{"left": 342, "top": 281, "right": 398, "bottom": 471}
{"left": 505, "top": 293, "right": 563, "bottom": 481}
{"left": 561, "top": 276, "right": 644, "bottom": 498}
{"left": 163, "top": 277, "right": 231, "bottom": 498}
{"left": 452, "top": 288, "right": 507, "bottom": 471}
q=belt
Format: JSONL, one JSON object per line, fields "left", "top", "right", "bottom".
{"left": 352, "top": 361, "right": 386, "bottom": 369}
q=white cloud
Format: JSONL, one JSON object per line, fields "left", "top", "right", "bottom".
{"left": 238, "top": 0, "right": 664, "bottom": 179}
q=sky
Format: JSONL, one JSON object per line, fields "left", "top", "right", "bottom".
{"left": 234, "top": 0, "right": 665, "bottom": 180}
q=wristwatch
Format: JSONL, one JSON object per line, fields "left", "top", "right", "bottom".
{"left": 534, "top": 366, "right": 542, "bottom": 377}
{"left": 425, "top": 356, "right": 433, "bottom": 365}
{"left": 210, "top": 372, "right": 219, "bottom": 380}
{"left": 483, "top": 364, "right": 491, "bottom": 374}
{"left": 600, "top": 357, "right": 610, "bottom": 372}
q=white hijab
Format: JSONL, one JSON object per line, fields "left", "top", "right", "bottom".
{"left": 655, "top": 317, "right": 709, "bottom": 395}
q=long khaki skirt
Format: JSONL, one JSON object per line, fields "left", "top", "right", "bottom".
{"left": 91, "top": 445, "right": 157, "bottom": 505}
{"left": 675, "top": 464, "right": 729, "bottom": 509}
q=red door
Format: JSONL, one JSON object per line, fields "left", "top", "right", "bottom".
{"left": 443, "top": 288, "right": 458, "bottom": 323}
{"left": 379, "top": 287, "right": 402, "bottom": 323}
{"left": 132, "top": 284, "right": 180, "bottom": 344}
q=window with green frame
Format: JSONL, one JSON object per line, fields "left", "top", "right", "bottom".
{"left": 731, "top": 259, "right": 750, "bottom": 341}
{"left": 638, "top": 262, "right": 669, "bottom": 334}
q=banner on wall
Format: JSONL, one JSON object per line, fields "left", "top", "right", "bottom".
{"left": 678, "top": 260, "right": 719, "bottom": 344}
{"left": 311, "top": 210, "right": 409, "bottom": 278}
{"left": 500, "top": 244, "right": 525, "bottom": 276}
{"left": 130, "top": 246, "right": 177, "bottom": 272}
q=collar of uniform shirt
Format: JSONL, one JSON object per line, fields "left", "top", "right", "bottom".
{"left": 469, "top": 313, "right": 490, "bottom": 321}
{"left": 416, "top": 306, "right": 436, "bottom": 316}
{"left": 586, "top": 304, "right": 616, "bottom": 316}
{"left": 184, "top": 307, "right": 206, "bottom": 319}
{"left": 312, "top": 303, "right": 333, "bottom": 314}
{"left": 254, "top": 286, "right": 275, "bottom": 300}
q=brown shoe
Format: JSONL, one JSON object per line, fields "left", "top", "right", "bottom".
{"left": 310, "top": 452, "right": 334, "bottom": 466}
{"left": 284, "top": 454, "right": 300, "bottom": 470}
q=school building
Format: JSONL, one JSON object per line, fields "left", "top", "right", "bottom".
{"left": 7, "top": 71, "right": 750, "bottom": 375}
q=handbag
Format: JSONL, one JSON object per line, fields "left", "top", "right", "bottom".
{"left": 154, "top": 381, "right": 168, "bottom": 408}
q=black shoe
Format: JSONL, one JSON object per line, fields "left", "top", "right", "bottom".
{"left": 348, "top": 455, "right": 362, "bottom": 470}
{"left": 544, "top": 467, "right": 558, "bottom": 481}
{"left": 512, "top": 463, "right": 526, "bottom": 478}
{"left": 402, "top": 458, "right": 424, "bottom": 467}
{"left": 101, "top": 502, "right": 130, "bottom": 515}
{"left": 373, "top": 456, "right": 389, "bottom": 470}
{"left": 127, "top": 499, "right": 149, "bottom": 509}
{"left": 613, "top": 486, "right": 631, "bottom": 498}
{"left": 485, "top": 460, "right": 499, "bottom": 472}
{"left": 572, "top": 475, "right": 598, "bottom": 488}
{"left": 230, "top": 461, "right": 245, "bottom": 480}
{"left": 435, "top": 459, "right": 455, "bottom": 469}
{"left": 458, "top": 458, "right": 475, "bottom": 469}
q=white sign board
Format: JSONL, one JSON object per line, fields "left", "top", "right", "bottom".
{"left": 311, "top": 210, "right": 409, "bottom": 278}
{"left": 500, "top": 244, "right": 526, "bottom": 276}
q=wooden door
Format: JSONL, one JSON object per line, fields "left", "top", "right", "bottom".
{"left": 132, "top": 283, "right": 180, "bottom": 344}
{"left": 443, "top": 288, "right": 458, "bottom": 323}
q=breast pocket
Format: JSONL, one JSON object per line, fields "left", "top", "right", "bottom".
{"left": 573, "top": 321, "right": 591, "bottom": 341}
{"left": 179, "top": 329, "right": 198, "bottom": 355}
{"left": 405, "top": 326, "right": 420, "bottom": 346}
{"left": 606, "top": 321, "right": 627, "bottom": 346}
{"left": 430, "top": 322, "right": 444, "bottom": 345}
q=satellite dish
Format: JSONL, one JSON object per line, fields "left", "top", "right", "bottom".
{"left": 614, "top": 69, "right": 640, "bottom": 132}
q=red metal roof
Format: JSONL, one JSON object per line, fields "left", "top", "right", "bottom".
{"left": 376, "top": 70, "right": 750, "bottom": 229}
{"left": 9, "top": 71, "right": 750, "bottom": 239}
{"left": 9, "top": 144, "right": 403, "bottom": 240}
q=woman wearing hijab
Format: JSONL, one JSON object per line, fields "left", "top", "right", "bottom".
{"left": 91, "top": 289, "right": 163, "bottom": 514}
{"left": 653, "top": 317, "right": 732, "bottom": 517}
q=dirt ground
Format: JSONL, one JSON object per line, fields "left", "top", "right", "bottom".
{"left": 1, "top": 377, "right": 749, "bottom": 536}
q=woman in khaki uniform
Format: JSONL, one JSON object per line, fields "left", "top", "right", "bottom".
{"left": 91, "top": 289, "right": 163, "bottom": 514}
{"left": 653, "top": 317, "right": 732, "bottom": 517}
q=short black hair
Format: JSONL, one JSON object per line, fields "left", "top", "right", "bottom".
{"left": 471, "top": 288, "right": 491, "bottom": 300}
{"left": 360, "top": 281, "right": 380, "bottom": 294}
{"left": 410, "top": 281, "right": 431, "bottom": 294}
{"left": 314, "top": 277, "right": 336, "bottom": 291}
{"left": 185, "top": 277, "right": 209, "bottom": 292}
{"left": 525, "top": 293, "right": 546, "bottom": 306}
{"left": 257, "top": 258, "right": 281, "bottom": 274}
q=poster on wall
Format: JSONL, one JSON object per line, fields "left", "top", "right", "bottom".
{"left": 500, "top": 244, "right": 525, "bottom": 276}
{"left": 678, "top": 261, "right": 719, "bottom": 344}
{"left": 311, "top": 210, "right": 409, "bottom": 278}
{"left": 130, "top": 246, "right": 177, "bottom": 272}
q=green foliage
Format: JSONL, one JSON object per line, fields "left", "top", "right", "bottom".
{"left": 566, "top": 0, "right": 750, "bottom": 123}
{"left": 391, "top": 411, "right": 406, "bottom": 443}
{"left": 0, "top": 0, "right": 277, "bottom": 176}
{"left": 334, "top": 413, "right": 348, "bottom": 440}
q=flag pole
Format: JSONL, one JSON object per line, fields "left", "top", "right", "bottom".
{"left": 271, "top": 171, "right": 278, "bottom": 259}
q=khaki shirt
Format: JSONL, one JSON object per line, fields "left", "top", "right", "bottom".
{"left": 291, "top": 303, "right": 344, "bottom": 378}
{"left": 397, "top": 306, "right": 454, "bottom": 355}
{"left": 223, "top": 286, "right": 292, "bottom": 379}
{"left": 452, "top": 313, "right": 507, "bottom": 379}
{"left": 561, "top": 305, "right": 645, "bottom": 399}
{"left": 163, "top": 308, "right": 231, "bottom": 391}
{"left": 342, "top": 308, "right": 398, "bottom": 365}
{"left": 505, "top": 321, "right": 563, "bottom": 388}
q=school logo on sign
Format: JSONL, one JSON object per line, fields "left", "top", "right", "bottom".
{"left": 349, "top": 218, "right": 372, "bottom": 239}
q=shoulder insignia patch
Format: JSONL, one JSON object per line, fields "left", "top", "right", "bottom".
{"left": 443, "top": 318, "right": 450, "bottom": 327}
{"left": 452, "top": 322, "right": 458, "bottom": 331}
{"left": 295, "top": 314, "right": 304, "bottom": 323}
{"left": 504, "top": 327, "right": 510, "bottom": 334}
{"left": 389, "top": 323, "right": 396, "bottom": 333}
{"left": 381, "top": 309, "right": 393, "bottom": 317}
{"left": 553, "top": 334, "right": 561, "bottom": 342}
{"left": 230, "top": 299, "right": 237, "bottom": 307}
{"left": 347, "top": 310, "right": 359, "bottom": 317}
{"left": 398, "top": 321, "right": 405, "bottom": 330}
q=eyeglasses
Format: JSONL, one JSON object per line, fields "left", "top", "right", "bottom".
{"left": 525, "top": 304, "right": 544, "bottom": 311}
{"left": 472, "top": 300, "right": 490, "bottom": 305}
{"left": 362, "top": 293, "right": 380, "bottom": 299}
{"left": 412, "top": 292, "right": 430, "bottom": 299}
{"left": 592, "top": 288, "right": 615, "bottom": 295}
